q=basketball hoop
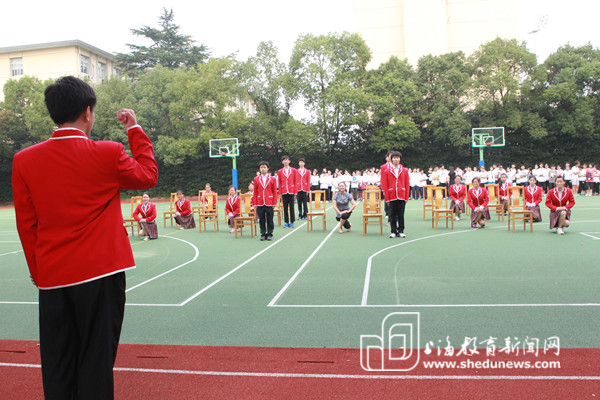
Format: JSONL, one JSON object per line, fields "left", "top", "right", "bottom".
{"left": 219, "top": 152, "right": 228, "bottom": 157}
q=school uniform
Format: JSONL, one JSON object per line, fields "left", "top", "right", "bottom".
{"left": 467, "top": 187, "right": 491, "bottom": 224}
{"left": 225, "top": 195, "right": 241, "bottom": 227}
{"left": 296, "top": 168, "right": 311, "bottom": 219}
{"left": 524, "top": 185, "right": 543, "bottom": 221}
{"left": 253, "top": 174, "right": 278, "bottom": 238}
{"left": 278, "top": 167, "right": 298, "bottom": 224}
{"left": 449, "top": 184, "right": 466, "bottom": 213}
{"left": 380, "top": 164, "right": 410, "bottom": 235}
{"left": 545, "top": 187, "right": 575, "bottom": 229}
{"left": 12, "top": 125, "right": 158, "bottom": 399}
{"left": 497, "top": 182, "right": 512, "bottom": 213}
{"left": 132, "top": 202, "right": 159, "bottom": 239}
{"left": 174, "top": 198, "right": 196, "bottom": 229}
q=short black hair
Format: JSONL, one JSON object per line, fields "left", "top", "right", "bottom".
{"left": 281, "top": 155, "right": 291, "bottom": 161}
{"left": 298, "top": 158, "right": 305, "bottom": 163}
{"left": 390, "top": 151, "right": 402, "bottom": 160}
{"left": 259, "top": 161, "right": 270, "bottom": 168}
{"left": 44, "top": 76, "right": 97, "bottom": 125}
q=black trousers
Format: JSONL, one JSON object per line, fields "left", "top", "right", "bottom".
{"left": 389, "top": 199, "right": 406, "bottom": 234}
{"left": 281, "top": 193, "right": 295, "bottom": 223}
{"left": 256, "top": 205, "right": 274, "bottom": 236}
{"left": 39, "top": 272, "right": 126, "bottom": 400}
{"left": 297, "top": 191, "right": 308, "bottom": 219}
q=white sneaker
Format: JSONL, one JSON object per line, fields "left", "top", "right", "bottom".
{"left": 454, "top": 216, "right": 460, "bottom": 221}
{"left": 398, "top": 233, "right": 406, "bottom": 238}
{"left": 143, "top": 236, "right": 149, "bottom": 241}
{"left": 557, "top": 228, "right": 564, "bottom": 235}
{"left": 389, "top": 233, "right": 396, "bottom": 238}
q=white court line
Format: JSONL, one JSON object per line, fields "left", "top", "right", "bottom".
{"left": 580, "top": 233, "right": 600, "bottom": 240}
{"left": 1, "top": 362, "right": 598, "bottom": 380}
{"left": 270, "top": 303, "right": 600, "bottom": 308}
{"left": 0, "top": 250, "right": 23, "bottom": 257}
{"left": 125, "top": 235, "right": 199, "bottom": 293}
{"left": 361, "top": 229, "right": 476, "bottom": 306}
{"left": 268, "top": 223, "right": 338, "bottom": 307}
{"left": 179, "top": 222, "right": 306, "bottom": 306}
{"left": 0, "top": 241, "right": 20, "bottom": 242}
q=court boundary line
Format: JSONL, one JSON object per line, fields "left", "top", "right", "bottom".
{"left": 1, "top": 362, "right": 598, "bottom": 380}
{"left": 267, "top": 223, "right": 339, "bottom": 307}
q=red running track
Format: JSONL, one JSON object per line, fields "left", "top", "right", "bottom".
{"left": 1, "top": 340, "right": 598, "bottom": 399}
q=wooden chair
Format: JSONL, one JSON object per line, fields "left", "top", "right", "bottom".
{"left": 192, "top": 190, "right": 206, "bottom": 215}
{"left": 272, "top": 195, "right": 283, "bottom": 227}
{"left": 485, "top": 184, "right": 504, "bottom": 221}
{"left": 362, "top": 189, "right": 383, "bottom": 235}
{"left": 234, "top": 193, "right": 257, "bottom": 238}
{"left": 124, "top": 196, "right": 143, "bottom": 236}
{"left": 163, "top": 192, "right": 178, "bottom": 227}
{"left": 307, "top": 190, "right": 327, "bottom": 232}
{"left": 431, "top": 187, "right": 454, "bottom": 230}
{"left": 422, "top": 185, "right": 436, "bottom": 220}
{"left": 198, "top": 192, "right": 219, "bottom": 232}
{"left": 507, "top": 186, "right": 533, "bottom": 232}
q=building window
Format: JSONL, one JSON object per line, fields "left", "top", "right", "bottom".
{"left": 98, "top": 61, "right": 107, "bottom": 82}
{"left": 10, "top": 58, "right": 23, "bottom": 77}
{"left": 80, "top": 54, "right": 91, "bottom": 76}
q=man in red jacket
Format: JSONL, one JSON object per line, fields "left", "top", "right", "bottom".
{"left": 252, "top": 161, "right": 278, "bottom": 240}
{"left": 12, "top": 76, "right": 158, "bottom": 399}
{"left": 380, "top": 151, "right": 410, "bottom": 238}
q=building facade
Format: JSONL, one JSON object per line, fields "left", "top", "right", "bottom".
{"left": 354, "top": 0, "right": 519, "bottom": 68}
{"left": 0, "top": 40, "right": 117, "bottom": 100}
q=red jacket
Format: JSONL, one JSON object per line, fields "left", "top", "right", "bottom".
{"left": 545, "top": 188, "right": 575, "bottom": 211}
{"left": 524, "top": 185, "right": 543, "bottom": 205}
{"left": 380, "top": 164, "right": 410, "bottom": 201}
{"left": 296, "top": 168, "right": 311, "bottom": 192}
{"left": 278, "top": 167, "right": 298, "bottom": 195}
{"left": 133, "top": 202, "right": 157, "bottom": 222}
{"left": 449, "top": 184, "right": 466, "bottom": 203}
{"left": 225, "top": 195, "right": 240, "bottom": 215}
{"left": 467, "top": 187, "right": 489, "bottom": 209}
{"left": 176, "top": 198, "right": 193, "bottom": 216}
{"left": 253, "top": 175, "right": 278, "bottom": 206}
{"left": 12, "top": 126, "right": 158, "bottom": 289}
{"left": 497, "top": 182, "right": 512, "bottom": 199}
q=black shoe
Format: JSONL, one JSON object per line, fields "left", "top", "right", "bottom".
{"left": 260, "top": 235, "right": 266, "bottom": 241}
{"left": 266, "top": 235, "right": 273, "bottom": 241}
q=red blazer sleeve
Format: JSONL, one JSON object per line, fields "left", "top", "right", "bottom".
{"left": 545, "top": 191, "right": 556, "bottom": 211}
{"left": 11, "top": 161, "right": 38, "bottom": 282}
{"left": 117, "top": 126, "right": 159, "bottom": 189}
{"left": 467, "top": 189, "right": 475, "bottom": 210}
{"left": 380, "top": 169, "right": 389, "bottom": 194}
{"left": 565, "top": 189, "right": 575, "bottom": 210}
{"left": 132, "top": 204, "right": 143, "bottom": 222}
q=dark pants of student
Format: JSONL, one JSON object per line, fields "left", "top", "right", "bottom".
{"left": 389, "top": 199, "right": 406, "bottom": 235}
{"left": 296, "top": 191, "right": 308, "bottom": 219}
{"left": 39, "top": 272, "right": 125, "bottom": 400}
{"left": 281, "top": 193, "right": 295, "bottom": 223}
{"left": 256, "top": 205, "right": 274, "bottom": 236}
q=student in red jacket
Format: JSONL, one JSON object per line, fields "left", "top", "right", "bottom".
{"left": 497, "top": 173, "right": 512, "bottom": 215}
{"left": 278, "top": 155, "right": 298, "bottom": 228}
{"left": 524, "top": 176, "right": 543, "bottom": 222}
{"left": 380, "top": 151, "right": 410, "bottom": 238}
{"left": 12, "top": 76, "right": 158, "bottom": 399}
{"left": 296, "top": 158, "right": 311, "bottom": 220}
{"left": 545, "top": 176, "right": 575, "bottom": 235}
{"left": 467, "top": 177, "right": 490, "bottom": 229}
{"left": 449, "top": 175, "right": 466, "bottom": 221}
{"left": 132, "top": 192, "right": 158, "bottom": 240}
{"left": 225, "top": 185, "right": 241, "bottom": 233}
{"left": 174, "top": 190, "right": 196, "bottom": 229}
{"left": 253, "top": 161, "right": 278, "bottom": 241}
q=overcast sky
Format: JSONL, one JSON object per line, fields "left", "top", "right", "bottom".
{"left": 2, "top": 0, "right": 599, "bottom": 64}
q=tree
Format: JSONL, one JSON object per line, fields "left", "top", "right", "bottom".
{"left": 289, "top": 32, "right": 372, "bottom": 155}
{"left": 364, "top": 56, "right": 421, "bottom": 153}
{"left": 116, "top": 8, "right": 210, "bottom": 76}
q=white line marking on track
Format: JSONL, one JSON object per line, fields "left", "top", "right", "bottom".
{"left": 580, "top": 233, "right": 600, "bottom": 240}
{"left": 270, "top": 303, "right": 600, "bottom": 308}
{"left": 0, "top": 250, "right": 23, "bottom": 257}
{"left": 125, "top": 236, "right": 199, "bottom": 293}
{"left": 1, "top": 362, "right": 599, "bottom": 380}
{"left": 179, "top": 222, "right": 306, "bottom": 306}
{"left": 268, "top": 223, "right": 338, "bottom": 307}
